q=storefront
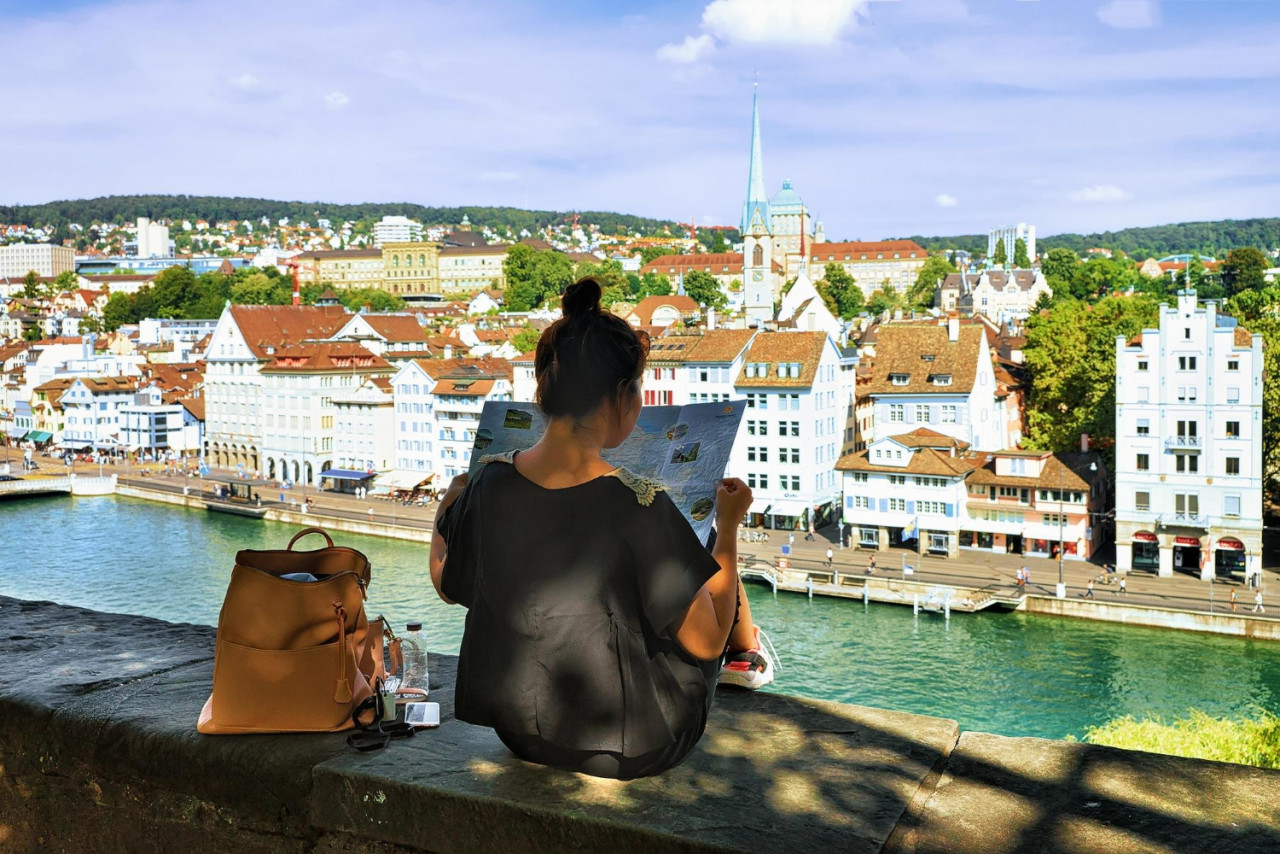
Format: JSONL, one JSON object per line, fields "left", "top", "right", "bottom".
{"left": 1214, "top": 537, "right": 1246, "bottom": 577}
{"left": 925, "top": 531, "right": 950, "bottom": 555}
{"left": 1131, "top": 531, "right": 1159, "bottom": 570}
{"left": 858, "top": 526, "right": 880, "bottom": 548}
{"left": 1172, "top": 535, "right": 1202, "bottom": 575}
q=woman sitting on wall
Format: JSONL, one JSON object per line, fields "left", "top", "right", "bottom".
{"left": 429, "top": 277, "right": 774, "bottom": 779}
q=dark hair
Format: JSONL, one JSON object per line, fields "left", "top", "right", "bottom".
{"left": 535, "top": 277, "right": 648, "bottom": 420}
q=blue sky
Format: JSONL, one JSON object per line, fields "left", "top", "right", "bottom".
{"left": 1, "top": 0, "right": 1278, "bottom": 239}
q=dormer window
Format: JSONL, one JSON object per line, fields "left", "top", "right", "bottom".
{"left": 890, "top": 373, "right": 910, "bottom": 386}
{"left": 921, "top": 354, "right": 935, "bottom": 362}
{"left": 930, "top": 374, "right": 952, "bottom": 386}
{"left": 776, "top": 363, "right": 787, "bottom": 376}
{"left": 745, "top": 364, "right": 756, "bottom": 378}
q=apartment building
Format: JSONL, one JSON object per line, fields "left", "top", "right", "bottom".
{"left": 119, "top": 385, "right": 203, "bottom": 456}
{"left": 372, "top": 216, "right": 424, "bottom": 246}
{"left": 804, "top": 240, "right": 928, "bottom": 296}
{"left": 937, "top": 270, "right": 1052, "bottom": 322}
{"left": 332, "top": 377, "right": 395, "bottom": 474}
{"left": 0, "top": 243, "right": 75, "bottom": 278}
{"left": 57, "top": 376, "right": 140, "bottom": 449}
{"left": 1114, "top": 290, "right": 1264, "bottom": 581}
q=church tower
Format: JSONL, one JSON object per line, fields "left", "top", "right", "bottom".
{"left": 741, "top": 84, "right": 774, "bottom": 325}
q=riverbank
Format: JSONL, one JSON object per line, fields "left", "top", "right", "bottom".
{"left": 55, "top": 477, "right": 1280, "bottom": 642}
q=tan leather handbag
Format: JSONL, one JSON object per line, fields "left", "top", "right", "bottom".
{"left": 198, "top": 527, "right": 376, "bottom": 734}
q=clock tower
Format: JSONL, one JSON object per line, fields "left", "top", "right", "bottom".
{"left": 741, "top": 85, "right": 774, "bottom": 325}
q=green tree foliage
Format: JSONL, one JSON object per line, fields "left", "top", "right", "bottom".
{"left": 1072, "top": 255, "right": 1139, "bottom": 299}
{"left": 21, "top": 270, "right": 43, "bottom": 299}
{"left": 992, "top": 238, "right": 1008, "bottom": 267}
{"left": 575, "top": 259, "right": 627, "bottom": 296}
{"left": 708, "top": 230, "right": 729, "bottom": 253}
{"left": 1080, "top": 709, "right": 1280, "bottom": 770}
{"left": 1014, "top": 237, "right": 1031, "bottom": 268}
{"left": 338, "top": 287, "right": 406, "bottom": 312}
{"left": 1022, "top": 295, "right": 1160, "bottom": 466}
{"left": 1221, "top": 247, "right": 1270, "bottom": 297}
{"left": 638, "top": 271, "right": 672, "bottom": 298}
{"left": 866, "top": 286, "right": 902, "bottom": 316}
{"left": 511, "top": 326, "right": 542, "bottom": 354}
{"left": 231, "top": 272, "right": 293, "bottom": 306}
{"left": 638, "top": 245, "right": 677, "bottom": 266}
{"left": 1037, "top": 219, "right": 1280, "bottom": 259}
{"left": 151, "top": 266, "right": 200, "bottom": 317}
{"left": 816, "top": 263, "right": 864, "bottom": 319}
{"left": 53, "top": 270, "right": 80, "bottom": 293}
{"left": 502, "top": 244, "right": 574, "bottom": 311}
{"left": 908, "top": 256, "right": 956, "bottom": 310}
{"left": 1040, "top": 247, "right": 1080, "bottom": 297}
{"left": 681, "top": 269, "right": 726, "bottom": 311}
{"left": 22, "top": 324, "right": 42, "bottom": 342}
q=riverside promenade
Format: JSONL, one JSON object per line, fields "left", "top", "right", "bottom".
{"left": 72, "top": 459, "right": 1280, "bottom": 634}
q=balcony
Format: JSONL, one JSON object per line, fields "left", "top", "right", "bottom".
{"left": 1158, "top": 512, "right": 1207, "bottom": 528}
{"left": 1165, "top": 435, "right": 1201, "bottom": 452}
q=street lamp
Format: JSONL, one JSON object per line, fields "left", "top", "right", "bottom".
{"left": 1057, "top": 460, "right": 1098, "bottom": 599}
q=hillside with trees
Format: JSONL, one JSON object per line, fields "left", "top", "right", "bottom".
{"left": 0, "top": 194, "right": 680, "bottom": 238}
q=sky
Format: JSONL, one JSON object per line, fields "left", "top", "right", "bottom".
{"left": 1, "top": 0, "right": 1278, "bottom": 239}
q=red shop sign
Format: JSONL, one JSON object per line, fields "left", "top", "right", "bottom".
{"left": 1174, "top": 536, "right": 1201, "bottom": 546}
{"left": 1132, "top": 532, "right": 1158, "bottom": 543}
{"left": 1217, "top": 537, "right": 1244, "bottom": 550}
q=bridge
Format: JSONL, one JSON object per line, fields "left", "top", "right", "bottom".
{"left": 0, "top": 475, "right": 116, "bottom": 499}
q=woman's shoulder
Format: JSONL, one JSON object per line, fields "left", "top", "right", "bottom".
{"left": 603, "top": 467, "right": 667, "bottom": 508}
{"left": 477, "top": 449, "right": 519, "bottom": 467}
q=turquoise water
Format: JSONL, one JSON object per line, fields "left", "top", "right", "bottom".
{"left": 5, "top": 494, "right": 1280, "bottom": 739}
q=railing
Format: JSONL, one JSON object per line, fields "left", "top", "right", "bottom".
{"left": 1158, "top": 512, "right": 1207, "bottom": 527}
{"left": 1165, "top": 435, "right": 1201, "bottom": 450}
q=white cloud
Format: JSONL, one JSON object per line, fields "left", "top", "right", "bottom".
{"left": 323, "top": 91, "right": 349, "bottom": 110}
{"left": 229, "top": 72, "right": 260, "bottom": 91}
{"left": 1096, "top": 0, "right": 1160, "bottom": 29}
{"left": 935, "top": 193, "right": 958, "bottom": 208}
{"left": 700, "top": 0, "right": 869, "bottom": 47}
{"left": 1069, "top": 184, "right": 1134, "bottom": 203}
{"left": 656, "top": 34, "right": 715, "bottom": 64}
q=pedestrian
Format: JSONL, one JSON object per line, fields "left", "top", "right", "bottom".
{"left": 805, "top": 524, "right": 815, "bottom": 542}
{"left": 826, "top": 547, "right": 833, "bottom": 566}
{"left": 1230, "top": 588, "right": 1238, "bottom": 612}
{"left": 789, "top": 532, "right": 795, "bottom": 546}
{"left": 1084, "top": 578, "right": 1095, "bottom": 599}
{"left": 368, "top": 507, "right": 374, "bottom": 520}
{"left": 1119, "top": 576, "right": 1127, "bottom": 595}
{"left": 1023, "top": 567, "right": 1031, "bottom": 588}
{"left": 1254, "top": 591, "right": 1265, "bottom": 614}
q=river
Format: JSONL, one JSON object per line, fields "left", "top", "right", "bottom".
{"left": 5, "top": 494, "right": 1280, "bottom": 739}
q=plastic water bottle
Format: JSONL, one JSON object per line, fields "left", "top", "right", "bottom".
{"left": 400, "top": 621, "right": 429, "bottom": 695}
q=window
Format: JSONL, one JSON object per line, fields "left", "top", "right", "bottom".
{"left": 1137, "top": 360, "right": 1148, "bottom": 372}
{"left": 1178, "top": 355, "right": 1197, "bottom": 371}
{"left": 1135, "top": 491, "right": 1150, "bottom": 511}
{"left": 1226, "top": 457, "right": 1240, "bottom": 475}
{"left": 888, "top": 498, "right": 906, "bottom": 512}
{"left": 1138, "top": 387, "right": 1149, "bottom": 403}
{"left": 930, "top": 374, "right": 952, "bottom": 386}
{"left": 1226, "top": 420, "right": 1240, "bottom": 437}
{"left": 890, "top": 373, "right": 910, "bottom": 386}
{"left": 787, "top": 448, "right": 800, "bottom": 464}
{"left": 1184, "top": 328, "right": 1191, "bottom": 340}
{"left": 1136, "top": 453, "right": 1149, "bottom": 471}
{"left": 788, "top": 421, "right": 800, "bottom": 437}
{"left": 1224, "top": 494, "right": 1241, "bottom": 517}
{"left": 941, "top": 405, "right": 957, "bottom": 423}
{"left": 889, "top": 404, "right": 904, "bottom": 422}
{"left": 1228, "top": 359, "right": 1240, "bottom": 371}
{"left": 1174, "top": 493, "right": 1200, "bottom": 515}
{"left": 888, "top": 475, "right": 907, "bottom": 485}
{"left": 1227, "top": 387, "right": 1240, "bottom": 403}
{"left": 1136, "top": 418, "right": 1149, "bottom": 436}
{"left": 1175, "top": 455, "right": 1198, "bottom": 473}
{"left": 849, "top": 472, "right": 868, "bottom": 483}
{"left": 915, "top": 405, "right": 931, "bottom": 423}
{"left": 786, "top": 475, "right": 800, "bottom": 490}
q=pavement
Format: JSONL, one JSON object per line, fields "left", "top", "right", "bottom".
{"left": 23, "top": 455, "right": 1280, "bottom": 619}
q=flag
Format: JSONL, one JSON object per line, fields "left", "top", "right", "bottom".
{"left": 902, "top": 517, "right": 918, "bottom": 540}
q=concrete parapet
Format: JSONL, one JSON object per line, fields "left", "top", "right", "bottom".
{"left": 1, "top": 595, "right": 1278, "bottom": 853}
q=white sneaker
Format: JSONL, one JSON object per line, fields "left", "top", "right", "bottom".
{"left": 717, "top": 626, "right": 778, "bottom": 690}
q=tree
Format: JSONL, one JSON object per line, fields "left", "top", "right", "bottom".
{"left": 1221, "top": 247, "right": 1269, "bottom": 297}
{"left": 338, "top": 287, "right": 405, "bottom": 312}
{"left": 682, "top": 269, "right": 726, "bottom": 311}
{"left": 53, "top": 270, "right": 80, "bottom": 293}
{"left": 638, "top": 271, "right": 672, "bottom": 298}
{"left": 21, "top": 270, "right": 43, "bottom": 299}
{"left": 708, "top": 230, "right": 728, "bottom": 253}
{"left": 1224, "top": 286, "right": 1280, "bottom": 502}
{"left": 101, "top": 291, "right": 134, "bottom": 331}
{"left": 908, "top": 256, "right": 956, "bottom": 311}
{"left": 152, "top": 266, "right": 200, "bottom": 316}
{"left": 1014, "top": 237, "right": 1031, "bottom": 268}
{"left": 511, "top": 326, "right": 542, "bottom": 354}
{"left": 22, "top": 324, "right": 41, "bottom": 342}
{"left": 575, "top": 259, "right": 627, "bottom": 295}
{"left": 230, "top": 272, "right": 292, "bottom": 306}
{"left": 1073, "top": 255, "right": 1138, "bottom": 299}
{"left": 817, "top": 263, "right": 864, "bottom": 319}
{"left": 867, "top": 287, "right": 901, "bottom": 316}
{"left": 992, "top": 238, "right": 1008, "bottom": 267}
{"left": 1021, "top": 294, "right": 1160, "bottom": 469}
{"left": 503, "top": 244, "right": 574, "bottom": 311}
{"left": 639, "top": 245, "right": 676, "bottom": 266}
{"left": 1040, "top": 248, "right": 1080, "bottom": 299}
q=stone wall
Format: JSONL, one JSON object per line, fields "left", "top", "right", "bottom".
{"left": 2, "top": 596, "right": 1279, "bottom": 853}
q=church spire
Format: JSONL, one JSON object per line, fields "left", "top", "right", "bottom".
{"left": 741, "top": 82, "right": 770, "bottom": 235}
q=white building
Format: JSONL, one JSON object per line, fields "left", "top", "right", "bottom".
{"left": 0, "top": 243, "right": 75, "bottom": 278}
{"left": 733, "top": 331, "right": 858, "bottom": 531}
{"left": 203, "top": 303, "right": 351, "bottom": 474}
{"left": 861, "top": 318, "right": 1005, "bottom": 452}
{"left": 119, "top": 386, "right": 203, "bottom": 456}
{"left": 58, "top": 376, "right": 141, "bottom": 450}
{"left": 332, "top": 377, "right": 395, "bottom": 473}
{"left": 258, "top": 341, "right": 393, "bottom": 486}
{"left": 988, "top": 223, "right": 1035, "bottom": 265}
{"left": 937, "top": 270, "right": 1052, "bottom": 323}
{"left": 134, "top": 218, "right": 172, "bottom": 258}
{"left": 1114, "top": 290, "right": 1264, "bottom": 581}
{"left": 372, "top": 216, "right": 424, "bottom": 246}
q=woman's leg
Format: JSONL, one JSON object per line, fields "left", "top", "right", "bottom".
{"left": 726, "top": 575, "right": 757, "bottom": 653}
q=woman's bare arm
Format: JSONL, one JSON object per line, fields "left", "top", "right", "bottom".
{"left": 428, "top": 474, "right": 468, "bottom": 605}
{"left": 673, "top": 478, "right": 751, "bottom": 661}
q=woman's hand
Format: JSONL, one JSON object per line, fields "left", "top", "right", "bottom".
{"left": 714, "top": 477, "right": 752, "bottom": 530}
{"left": 434, "top": 473, "right": 468, "bottom": 525}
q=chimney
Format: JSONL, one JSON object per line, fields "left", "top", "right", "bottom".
{"left": 444, "top": 344, "right": 453, "bottom": 360}
{"left": 1081, "top": 433, "right": 1090, "bottom": 453}
{"left": 947, "top": 316, "right": 959, "bottom": 342}
{"left": 707, "top": 306, "right": 716, "bottom": 331}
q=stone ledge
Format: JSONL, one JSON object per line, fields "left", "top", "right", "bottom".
{"left": 1, "top": 595, "right": 1278, "bottom": 853}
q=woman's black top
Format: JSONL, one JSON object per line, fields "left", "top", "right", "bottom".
{"left": 437, "top": 452, "right": 722, "bottom": 757}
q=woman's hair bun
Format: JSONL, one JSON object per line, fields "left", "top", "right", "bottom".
{"left": 562, "top": 277, "right": 602, "bottom": 318}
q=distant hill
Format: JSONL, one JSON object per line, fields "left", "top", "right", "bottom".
{"left": 901, "top": 218, "right": 1280, "bottom": 261}
{"left": 0, "top": 194, "right": 680, "bottom": 238}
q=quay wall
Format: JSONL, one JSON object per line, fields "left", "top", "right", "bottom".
{"left": 1024, "top": 595, "right": 1280, "bottom": 641}
{"left": 3, "top": 595, "right": 1280, "bottom": 853}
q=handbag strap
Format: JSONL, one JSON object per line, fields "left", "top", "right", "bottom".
{"left": 288, "top": 527, "right": 334, "bottom": 550}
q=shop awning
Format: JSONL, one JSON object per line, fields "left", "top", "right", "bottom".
{"left": 1133, "top": 531, "right": 1158, "bottom": 543}
{"left": 759, "top": 500, "right": 809, "bottom": 518}
{"left": 320, "top": 469, "right": 376, "bottom": 481}
{"left": 373, "top": 471, "right": 432, "bottom": 490}
{"left": 7, "top": 429, "right": 27, "bottom": 440}
{"left": 26, "top": 431, "right": 52, "bottom": 443}
{"left": 1216, "top": 537, "right": 1245, "bottom": 550}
